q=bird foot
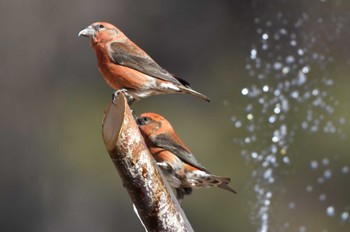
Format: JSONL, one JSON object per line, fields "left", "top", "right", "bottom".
{"left": 176, "top": 187, "right": 192, "bottom": 203}
{"left": 112, "top": 89, "right": 135, "bottom": 105}
{"left": 156, "top": 162, "right": 171, "bottom": 170}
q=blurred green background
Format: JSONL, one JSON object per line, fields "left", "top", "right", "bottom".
{"left": 1, "top": 0, "right": 349, "bottom": 231}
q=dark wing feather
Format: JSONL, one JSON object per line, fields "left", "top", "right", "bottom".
{"left": 108, "top": 42, "right": 182, "bottom": 85}
{"left": 173, "top": 75, "right": 191, "bottom": 87}
{"left": 154, "top": 134, "right": 207, "bottom": 171}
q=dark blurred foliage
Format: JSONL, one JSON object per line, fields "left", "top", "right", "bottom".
{"left": 0, "top": 0, "right": 349, "bottom": 231}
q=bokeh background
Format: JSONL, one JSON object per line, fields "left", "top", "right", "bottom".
{"left": 1, "top": 0, "right": 349, "bottom": 231}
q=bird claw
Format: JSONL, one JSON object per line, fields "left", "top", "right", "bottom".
{"left": 112, "top": 89, "right": 135, "bottom": 105}
{"left": 157, "top": 162, "right": 170, "bottom": 168}
{"left": 175, "top": 187, "right": 192, "bottom": 204}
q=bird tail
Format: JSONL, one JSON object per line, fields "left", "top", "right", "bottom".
{"left": 174, "top": 75, "right": 210, "bottom": 102}
{"left": 216, "top": 176, "right": 237, "bottom": 194}
{"left": 179, "top": 86, "right": 211, "bottom": 102}
{"left": 192, "top": 171, "right": 237, "bottom": 194}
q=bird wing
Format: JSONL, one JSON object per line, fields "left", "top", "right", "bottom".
{"left": 153, "top": 134, "right": 207, "bottom": 171}
{"left": 108, "top": 42, "right": 182, "bottom": 85}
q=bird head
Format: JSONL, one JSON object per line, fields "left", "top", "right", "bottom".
{"left": 78, "top": 22, "right": 123, "bottom": 44}
{"left": 136, "top": 113, "right": 167, "bottom": 137}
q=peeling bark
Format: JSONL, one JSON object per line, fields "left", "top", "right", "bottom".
{"left": 102, "top": 93, "right": 194, "bottom": 232}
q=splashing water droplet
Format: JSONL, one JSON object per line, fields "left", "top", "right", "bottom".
{"left": 312, "top": 89, "right": 319, "bottom": 96}
{"left": 339, "top": 117, "right": 346, "bottom": 124}
{"left": 251, "top": 152, "right": 258, "bottom": 159}
{"left": 324, "top": 169, "right": 332, "bottom": 179}
{"left": 242, "top": 88, "right": 249, "bottom": 95}
{"left": 273, "top": 62, "right": 283, "bottom": 70}
{"left": 297, "top": 71, "right": 307, "bottom": 85}
{"left": 322, "top": 158, "right": 330, "bottom": 166}
{"left": 298, "top": 48, "right": 305, "bottom": 56}
{"left": 280, "top": 28, "right": 288, "bottom": 35}
{"left": 280, "top": 148, "right": 287, "bottom": 155}
{"left": 299, "top": 225, "right": 306, "bottom": 232}
{"left": 342, "top": 166, "right": 349, "bottom": 174}
{"left": 282, "top": 156, "right": 290, "bottom": 164}
{"left": 286, "top": 55, "right": 295, "bottom": 63}
{"left": 262, "top": 33, "right": 269, "bottom": 40}
{"left": 264, "top": 168, "right": 273, "bottom": 180}
{"left": 341, "top": 212, "right": 349, "bottom": 221}
{"left": 326, "top": 206, "right": 335, "bottom": 217}
{"left": 318, "top": 177, "right": 325, "bottom": 184}
{"left": 247, "top": 114, "right": 254, "bottom": 120}
{"left": 274, "top": 106, "right": 281, "bottom": 114}
{"left": 235, "top": 121, "right": 242, "bottom": 128}
{"left": 268, "top": 115, "right": 276, "bottom": 124}
{"left": 289, "top": 201, "right": 296, "bottom": 209}
{"left": 282, "top": 66, "right": 290, "bottom": 74}
{"left": 272, "top": 136, "right": 279, "bottom": 143}
{"left": 266, "top": 191, "right": 272, "bottom": 198}
{"left": 291, "top": 91, "right": 299, "bottom": 99}
{"left": 262, "top": 85, "right": 269, "bottom": 92}
{"left": 306, "top": 185, "right": 313, "bottom": 192}
{"left": 302, "top": 66, "right": 310, "bottom": 73}
{"left": 319, "top": 194, "right": 327, "bottom": 201}
{"left": 251, "top": 49, "right": 257, "bottom": 59}
{"left": 234, "top": 7, "right": 348, "bottom": 231}
{"left": 310, "top": 160, "right": 319, "bottom": 170}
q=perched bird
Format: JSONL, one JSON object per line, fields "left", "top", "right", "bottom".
{"left": 136, "top": 112, "right": 236, "bottom": 201}
{"left": 78, "top": 22, "right": 210, "bottom": 103}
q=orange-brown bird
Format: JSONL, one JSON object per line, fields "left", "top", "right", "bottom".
{"left": 136, "top": 112, "right": 236, "bottom": 200}
{"left": 78, "top": 22, "right": 210, "bottom": 103}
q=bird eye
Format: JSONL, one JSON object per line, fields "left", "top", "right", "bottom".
{"left": 136, "top": 116, "right": 151, "bottom": 126}
{"left": 98, "top": 24, "right": 104, "bottom": 29}
{"left": 139, "top": 117, "right": 151, "bottom": 125}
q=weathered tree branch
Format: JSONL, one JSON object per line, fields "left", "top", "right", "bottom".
{"left": 102, "top": 93, "right": 194, "bottom": 232}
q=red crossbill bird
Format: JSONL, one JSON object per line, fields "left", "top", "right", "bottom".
{"left": 78, "top": 22, "right": 210, "bottom": 104}
{"left": 136, "top": 112, "right": 236, "bottom": 201}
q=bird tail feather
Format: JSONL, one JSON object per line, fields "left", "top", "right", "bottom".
{"left": 208, "top": 175, "right": 237, "bottom": 194}
{"left": 179, "top": 86, "right": 211, "bottom": 102}
{"left": 214, "top": 176, "right": 237, "bottom": 194}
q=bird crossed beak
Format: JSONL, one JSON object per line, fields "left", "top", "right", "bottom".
{"left": 133, "top": 115, "right": 141, "bottom": 126}
{"left": 78, "top": 26, "right": 95, "bottom": 37}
